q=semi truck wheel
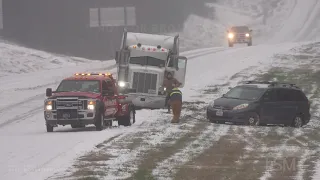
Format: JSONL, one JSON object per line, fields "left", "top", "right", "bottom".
{"left": 228, "top": 42, "right": 233, "bottom": 47}
{"left": 248, "top": 41, "right": 252, "bottom": 46}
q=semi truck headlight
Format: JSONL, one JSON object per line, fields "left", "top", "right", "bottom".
{"left": 45, "top": 101, "right": 53, "bottom": 110}
{"left": 87, "top": 101, "right": 96, "bottom": 110}
{"left": 246, "top": 33, "right": 250, "bottom": 37}
{"left": 118, "top": 81, "right": 126, "bottom": 87}
{"left": 228, "top": 33, "right": 234, "bottom": 38}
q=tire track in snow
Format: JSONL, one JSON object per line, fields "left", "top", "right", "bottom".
{"left": 0, "top": 106, "right": 42, "bottom": 128}
{"left": 151, "top": 124, "right": 230, "bottom": 180}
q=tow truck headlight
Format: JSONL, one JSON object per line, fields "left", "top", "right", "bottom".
{"left": 233, "top": 103, "right": 248, "bottom": 110}
{"left": 118, "top": 81, "right": 126, "bottom": 87}
{"left": 245, "top": 33, "right": 250, "bottom": 37}
{"left": 45, "top": 101, "right": 52, "bottom": 110}
{"left": 87, "top": 101, "right": 96, "bottom": 110}
{"left": 228, "top": 33, "right": 234, "bottom": 39}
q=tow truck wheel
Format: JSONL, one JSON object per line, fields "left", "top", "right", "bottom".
{"left": 95, "top": 113, "right": 105, "bottom": 131}
{"left": 120, "top": 109, "right": 135, "bottom": 126}
{"left": 105, "top": 120, "right": 113, "bottom": 127}
{"left": 71, "top": 124, "right": 85, "bottom": 128}
{"left": 46, "top": 124, "right": 53, "bottom": 132}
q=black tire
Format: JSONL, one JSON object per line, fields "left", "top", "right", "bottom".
{"left": 120, "top": 108, "right": 135, "bottom": 126}
{"left": 228, "top": 42, "right": 233, "bottom": 47}
{"left": 216, "top": 120, "right": 225, "bottom": 124}
{"left": 71, "top": 124, "right": 85, "bottom": 128}
{"left": 246, "top": 112, "right": 260, "bottom": 126}
{"left": 95, "top": 113, "right": 105, "bottom": 131}
{"left": 46, "top": 124, "right": 53, "bottom": 132}
{"left": 248, "top": 41, "right": 252, "bottom": 46}
{"left": 105, "top": 120, "right": 113, "bottom": 127}
{"left": 291, "top": 115, "right": 303, "bottom": 128}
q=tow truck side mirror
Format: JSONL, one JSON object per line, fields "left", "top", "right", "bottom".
{"left": 46, "top": 88, "right": 52, "bottom": 97}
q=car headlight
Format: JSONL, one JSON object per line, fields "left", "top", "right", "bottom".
{"left": 228, "top": 33, "right": 234, "bottom": 38}
{"left": 87, "top": 100, "right": 96, "bottom": 110}
{"left": 164, "top": 87, "right": 166, "bottom": 91}
{"left": 209, "top": 101, "right": 215, "bottom": 107}
{"left": 245, "top": 33, "right": 250, "bottom": 37}
{"left": 118, "top": 81, "right": 126, "bottom": 87}
{"left": 45, "top": 101, "right": 53, "bottom": 110}
{"left": 233, "top": 103, "right": 248, "bottom": 110}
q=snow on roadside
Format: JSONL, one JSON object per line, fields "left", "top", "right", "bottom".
{"left": 0, "top": 41, "right": 108, "bottom": 77}
{"left": 152, "top": 125, "right": 230, "bottom": 180}
{"left": 52, "top": 110, "right": 201, "bottom": 180}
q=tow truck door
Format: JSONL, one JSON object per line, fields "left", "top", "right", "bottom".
{"left": 174, "top": 56, "right": 188, "bottom": 88}
{"left": 102, "top": 80, "right": 117, "bottom": 117}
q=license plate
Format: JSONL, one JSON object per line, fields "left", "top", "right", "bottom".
{"left": 216, "top": 110, "right": 223, "bottom": 116}
{"left": 140, "top": 97, "right": 145, "bottom": 101}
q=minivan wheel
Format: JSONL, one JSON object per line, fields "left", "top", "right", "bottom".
{"left": 292, "top": 116, "right": 303, "bottom": 128}
{"left": 247, "top": 113, "right": 260, "bottom": 126}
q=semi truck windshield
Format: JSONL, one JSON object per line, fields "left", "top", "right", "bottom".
{"left": 130, "top": 56, "right": 165, "bottom": 67}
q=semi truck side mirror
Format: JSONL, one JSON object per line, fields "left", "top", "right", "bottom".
{"left": 115, "top": 51, "right": 119, "bottom": 62}
{"left": 46, "top": 88, "right": 52, "bottom": 97}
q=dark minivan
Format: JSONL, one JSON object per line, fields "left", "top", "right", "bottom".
{"left": 206, "top": 81, "right": 311, "bottom": 127}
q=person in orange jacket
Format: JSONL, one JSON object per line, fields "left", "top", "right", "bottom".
{"left": 169, "top": 84, "right": 183, "bottom": 123}
{"left": 163, "top": 72, "right": 181, "bottom": 113}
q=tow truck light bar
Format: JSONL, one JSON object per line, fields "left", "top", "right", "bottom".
{"left": 74, "top": 73, "right": 112, "bottom": 77}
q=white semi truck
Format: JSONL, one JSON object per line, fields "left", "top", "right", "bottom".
{"left": 115, "top": 29, "right": 188, "bottom": 109}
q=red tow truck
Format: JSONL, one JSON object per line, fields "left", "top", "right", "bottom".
{"left": 44, "top": 72, "right": 136, "bottom": 132}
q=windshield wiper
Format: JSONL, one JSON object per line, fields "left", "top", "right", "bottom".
{"left": 225, "top": 97, "right": 241, "bottom": 99}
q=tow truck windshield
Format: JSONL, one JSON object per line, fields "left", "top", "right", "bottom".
{"left": 56, "top": 80, "right": 100, "bottom": 93}
{"left": 130, "top": 56, "right": 165, "bottom": 67}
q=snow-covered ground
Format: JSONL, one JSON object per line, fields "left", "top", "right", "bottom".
{"left": 1, "top": 0, "right": 320, "bottom": 179}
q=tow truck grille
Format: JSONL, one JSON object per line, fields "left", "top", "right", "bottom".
{"left": 56, "top": 97, "right": 84, "bottom": 109}
{"left": 132, "top": 72, "right": 157, "bottom": 94}
{"left": 57, "top": 109, "right": 78, "bottom": 119}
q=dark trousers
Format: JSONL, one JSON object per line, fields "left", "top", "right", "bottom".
{"left": 165, "top": 93, "right": 171, "bottom": 111}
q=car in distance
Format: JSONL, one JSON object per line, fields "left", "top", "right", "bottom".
{"left": 206, "top": 81, "right": 311, "bottom": 128}
{"left": 227, "top": 26, "right": 252, "bottom": 47}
